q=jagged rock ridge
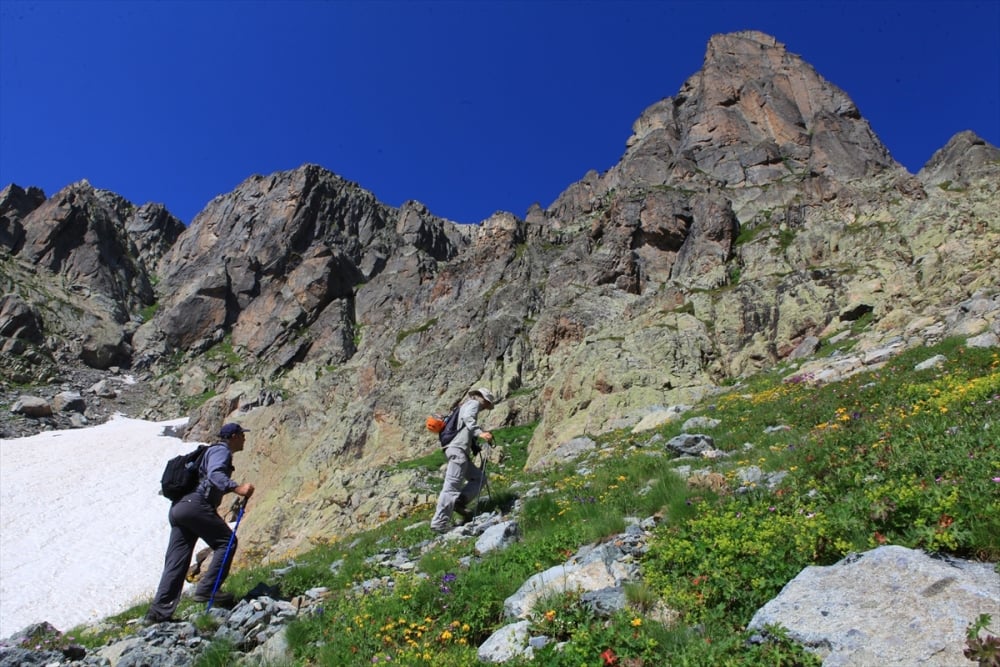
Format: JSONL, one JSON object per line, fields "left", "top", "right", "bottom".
{"left": 1, "top": 31, "right": 998, "bottom": 561}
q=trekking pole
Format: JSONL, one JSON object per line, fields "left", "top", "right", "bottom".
{"left": 474, "top": 442, "right": 494, "bottom": 514}
{"left": 206, "top": 498, "right": 246, "bottom": 611}
{"left": 482, "top": 446, "right": 493, "bottom": 503}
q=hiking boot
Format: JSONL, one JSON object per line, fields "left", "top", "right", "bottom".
{"left": 431, "top": 521, "right": 453, "bottom": 534}
{"left": 192, "top": 590, "right": 235, "bottom": 607}
{"left": 143, "top": 611, "right": 173, "bottom": 624}
{"left": 454, "top": 499, "right": 474, "bottom": 524}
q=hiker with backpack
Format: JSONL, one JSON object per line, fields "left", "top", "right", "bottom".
{"left": 430, "top": 387, "right": 496, "bottom": 533}
{"left": 146, "top": 423, "right": 255, "bottom": 623}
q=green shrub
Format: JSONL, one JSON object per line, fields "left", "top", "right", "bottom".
{"left": 193, "top": 638, "right": 238, "bottom": 667}
{"left": 644, "top": 491, "right": 836, "bottom": 624}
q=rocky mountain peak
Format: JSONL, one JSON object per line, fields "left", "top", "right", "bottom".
{"left": 617, "top": 30, "right": 896, "bottom": 192}
{"left": 918, "top": 129, "right": 1000, "bottom": 187}
{"left": 133, "top": 163, "right": 468, "bottom": 375}
{"left": 16, "top": 180, "right": 180, "bottom": 311}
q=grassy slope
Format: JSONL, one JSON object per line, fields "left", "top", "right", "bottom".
{"left": 59, "top": 337, "right": 1000, "bottom": 666}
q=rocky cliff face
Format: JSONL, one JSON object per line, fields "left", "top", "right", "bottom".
{"left": 1, "top": 180, "right": 184, "bottom": 374}
{"left": 2, "top": 31, "right": 997, "bottom": 562}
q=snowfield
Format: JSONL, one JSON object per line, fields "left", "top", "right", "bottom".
{"left": 0, "top": 416, "right": 196, "bottom": 638}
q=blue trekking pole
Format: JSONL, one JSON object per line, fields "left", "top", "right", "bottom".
{"left": 206, "top": 498, "right": 246, "bottom": 611}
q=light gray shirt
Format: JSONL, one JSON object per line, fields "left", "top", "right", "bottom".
{"left": 458, "top": 398, "right": 485, "bottom": 439}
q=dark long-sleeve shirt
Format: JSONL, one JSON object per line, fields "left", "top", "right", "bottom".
{"left": 196, "top": 443, "right": 237, "bottom": 508}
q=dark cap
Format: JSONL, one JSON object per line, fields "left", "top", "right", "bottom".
{"left": 219, "top": 423, "right": 249, "bottom": 438}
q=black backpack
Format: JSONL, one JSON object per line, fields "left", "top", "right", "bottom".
{"left": 160, "top": 445, "right": 208, "bottom": 500}
{"left": 438, "top": 405, "right": 463, "bottom": 447}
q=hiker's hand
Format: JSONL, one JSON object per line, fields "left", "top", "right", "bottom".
{"left": 235, "top": 483, "right": 255, "bottom": 499}
{"left": 481, "top": 431, "right": 493, "bottom": 442}
{"left": 227, "top": 498, "right": 244, "bottom": 521}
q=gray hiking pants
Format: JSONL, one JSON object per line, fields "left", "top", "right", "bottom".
{"left": 431, "top": 444, "right": 484, "bottom": 531}
{"left": 149, "top": 493, "right": 236, "bottom": 619}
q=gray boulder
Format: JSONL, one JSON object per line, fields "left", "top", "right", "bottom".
{"left": 475, "top": 520, "right": 519, "bottom": 555}
{"left": 967, "top": 332, "right": 999, "bottom": 349}
{"left": 52, "top": 391, "right": 86, "bottom": 413}
{"left": 477, "top": 620, "right": 533, "bottom": 664}
{"left": 914, "top": 354, "right": 948, "bottom": 371}
{"left": 0, "top": 294, "right": 44, "bottom": 343}
{"left": 11, "top": 396, "right": 52, "bottom": 418}
{"left": 528, "top": 436, "right": 598, "bottom": 472}
{"left": 747, "top": 545, "right": 1000, "bottom": 666}
{"left": 665, "top": 433, "right": 715, "bottom": 456}
{"left": 503, "top": 542, "right": 636, "bottom": 619}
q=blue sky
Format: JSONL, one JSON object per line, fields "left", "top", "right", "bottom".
{"left": 1, "top": 1, "right": 998, "bottom": 225}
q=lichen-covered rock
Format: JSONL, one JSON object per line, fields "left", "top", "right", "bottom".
{"left": 747, "top": 546, "right": 1000, "bottom": 666}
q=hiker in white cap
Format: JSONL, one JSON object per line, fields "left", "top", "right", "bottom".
{"left": 430, "top": 387, "right": 496, "bottom": 533}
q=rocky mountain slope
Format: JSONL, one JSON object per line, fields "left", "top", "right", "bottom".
{"left": 2, "top": 31, "right": 998, "bottom": 563}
